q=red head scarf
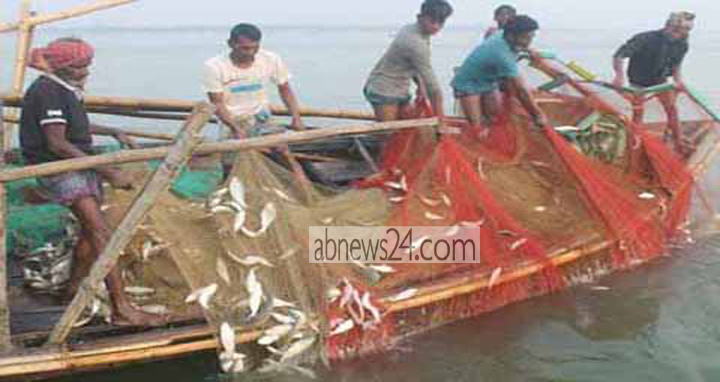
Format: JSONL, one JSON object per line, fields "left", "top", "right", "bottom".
{"left": 28, "top": 38, "right": 94, "bottom": 72}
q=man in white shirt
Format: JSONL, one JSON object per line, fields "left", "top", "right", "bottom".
{"left": 203, "top": 23, "right": 305, "bottom": 177}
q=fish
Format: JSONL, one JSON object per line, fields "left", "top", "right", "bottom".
{"left": 226, "top": 252, "right": 274, "bottom": 268}
{"left": 459, "top": 219, "right": 485, "bottom": 227}
{"left": 279, "top": 247, "right": 299, "bottom": 261}
{"left": 229, "top": 177, "right": 247, "bottom": 208}
{"left": 247, "top": 277, "right": 264, "bottom": 317}
{"left": 424, "top": 211, "right": 444, "bottom": 221}
{"left": 591, "top": 285, "right": 611, "bottom": 291}
{"left": 476, "top": 160, "right": 486, "bottom": 179}
{"left": 329, "top": 319, "right": 355, "bottom": 336}
{"left": 444, "top": 225, "right": 460, "bottom": 237}
{"left": 273, "top": 188, "right": 295, "bottom": 202}
{"left": 388, "top": 288, "right": 418, "bottom": 302}
{"left": 141, "top": 241, "right": 153, "bottom": 261}
{"left": 273, "top": 297, "right": 296, "bottom": 308}
{"left": 638, "top": 192, "right": 656, "bottom": 200}
{"left": 261, "top": 202, "right": 277, "bottom": 229}
{"left": 487, "top": 267, "right": 502, "bottom": 290}
{"left": 185, "top": 283, "right": 218, "bottom": 310}
{"left": 361, "top": 292, "right": 382, "bottom": 323}
{"left": 219, "top": 322, "right": 235, "bottom": 354}
{"left": 326, "top": 287, "right": 342, "bottom": 302}
{"left": 509, "top": 238, "right": 528, "bottom": 251}
{"left": 264, "top": 324, "right": 294, "bottom": 338}
{"left": 497, "top": 230, "right": 518, "bottom": 237}
{"left": 419, "top": 195, "right": 442, "bottom": 207}
{"left": 258, "top": 359, "right": 317, "bottom": 379}
{"left": 211, "top": 205, "right": 235, "bottom": 215}
{"left": 271, "top": 312, "right": 296, "bottom": 325}
{"left": 321, "top": 216, "right": 335, "bottom": 225}
{"left": 384, "top": 181, "right": 405, "bottom": 191}
{"left": 368, "top": 264, "right": 395, "bottom": 274}
{"left": 233, "top": 209, "right": 247, "bottom": 233}
{"left": 139, "top": 304, "right": 169, "bottom": 315}
{"left": 124, "top": 286, "right": 156, "bottom": 296}
{"left": 440, "top": 193, "right": 452, "bottom": 207}
{"left": 258, "top": 333, "right": 281, "bottom": 346}
{"left": 400, "top": 176, "right": 408, "bottom": 192}
{"left": 534, "top": 206, "right": 547, "bottom": 212}
{"left": 388, "top": 196, "right": 405, "bottom": 203}
{"left": 216, "top": 257, "right": 231, "bottom": 284}
{"left": 280, "top": 336, "right": 316, "bottom": 362}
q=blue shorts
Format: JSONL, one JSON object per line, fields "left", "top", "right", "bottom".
{"left": 37, "top": 170, "right": 103, "bottom": 206}
{"left": 363, "top": 87, "right": 411, "bottom": 106}
{"left": 453, "top": 85, "right": 498, "bottom": 98}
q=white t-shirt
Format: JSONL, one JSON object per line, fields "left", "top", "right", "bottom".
{"left": 202, "top": 49, "right": 291, "bottom": 118}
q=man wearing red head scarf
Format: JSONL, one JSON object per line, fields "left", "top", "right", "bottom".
{"left": 20, "top": 37, "right": 166, "bottom": 326}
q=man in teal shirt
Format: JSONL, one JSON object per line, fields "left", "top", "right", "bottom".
{"left": 452, "top": 15, "right": 547, "bottom": 134}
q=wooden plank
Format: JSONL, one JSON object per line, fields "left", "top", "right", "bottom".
{"left": 45, "top": 103, "right": 214, "bottom": 345}
{"left": 0, "top": 184, "right": 10, "bottom": 353}
{"left": 0, "top": 0, "right": 137, "bottom": 33}
{"left": 0, "top": 118, "right": 438, "bottom": 182}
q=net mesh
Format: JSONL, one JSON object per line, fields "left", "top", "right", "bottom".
{"left": 9, "top": 57, "right": 720, "bottom": 374}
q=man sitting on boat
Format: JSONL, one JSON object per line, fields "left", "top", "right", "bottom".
{"left": 363, "top": 0, "right": 453, "bottom": 122}
{"left": 483, "top": 4, "right": 516, "bottom": 40}
{"left": 203, "top": 23, "right": 306, "bottom": 179}
{"left": 612, "top": 11, "right": 695, "bottom": 155}
{"left": 19, "top": 37, "right": 165, "bottom": 326}
{"left": 452, "top": 15, "right": 548, "bottom": 134}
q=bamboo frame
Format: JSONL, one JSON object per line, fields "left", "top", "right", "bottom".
{"left": 0, "top": 118, "right": 437, "bottom": 182}
{"left": 0, "top": 184, "right": 9, "bottom": 353}
{"left": 0, "top": 0, "right": 136, "bottom": 33}
{"left": 46, "top": 102, "right": 214, "bottom": 345}
{"left": 2, "top": 94, "right": 376, "bottom": 121}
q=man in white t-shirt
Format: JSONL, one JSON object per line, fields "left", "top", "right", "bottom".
{"left": 203, "top": 23, "right": 305, "bottom": 177}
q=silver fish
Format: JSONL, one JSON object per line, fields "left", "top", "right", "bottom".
{"left": 368, "top": 264, "right": 395, "bottom": 274}
{"left": 361, "top": 292, "right": 382, "bottom": 323}
{"left": 271, "top": 312, "right": 296, "bottom": 325}
{"left": 509, "top": 238, "right": 528, "bottom": 251}
{"left": 424, "top": 211, "right": 444, "bottom": 221}
{"left": 226, "top": 252, "right": 274, "bottom": 268}
{"left": 329, "top": 318, "right": 354, "bottom": 336}
{"left": 124, "top": 286, "right": 156, "bottom": 296}
{"left": 229, "top": 177, "right": 247, "bottom": 208}
{"left": 419, "top": 195, "right": 442, "bottom": 207}
{"left": 139, "top": 304, "right": 168, "bottom": 315}
{"left": 220, "top": 322, "right": 235, "bottom": 355}
{"left": 233, "top": 209, "right": 247, "bottom": 233}
{"left": 389, "top": 288, "right": 418, "bottom": 302}
{"left": 216, "top": 257, "right": 231, "bottom": 285}
{"left": 185, "top": 283, "right": 218, "bottom": 310}
{"left": 488, "top": 267, "right": 503, "bottom": 290}
{"left": 444, "top": 225, "right": 460, "bottom": 237}
{"left": 280, "top": 336, "right": 316, "bottom": 362}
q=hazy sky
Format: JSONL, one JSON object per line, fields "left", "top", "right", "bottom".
{"left": 2, "top": 0, "right": 719, "bottom": 30}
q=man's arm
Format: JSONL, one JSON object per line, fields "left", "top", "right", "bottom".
{"left": 612, "top": 56, "right": 626, "bottom": 88}
{"left": 89, "top": 123, "right": 138, "bottom": 149}
{"left": 44, "top": 123, "right": 131, "bottom": 188}
{"left": 277, "top": 82, "right": 304, "bottom": 130}
{"left": 406, "top": 42, "right": 445, "bottom": 120}
{"left": 612, "top": 32, "right": 650, "bottom": 87}
{"left": 505, "top": 76, "right": 548, "bottom": 128}
{"left": 207, "top": 92, "right": 246, "bottom": 139}
{"left": 672, "top": 64, "right": 685, "bottom": 91}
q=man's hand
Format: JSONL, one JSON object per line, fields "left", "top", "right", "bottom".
{"left": 103, "top": 169, "right": 133, "bottom": 190}
{"left": 532, "top": 114, "right": 549, "bottom": 130}
{"left": 673, "top": 80, "right": 687, "bottom": 93}
{"left": 612, "top": 74, "right": 625, "bottom": 89}
{"left": 114, "top": 132, "right": 139, "bottom": 149}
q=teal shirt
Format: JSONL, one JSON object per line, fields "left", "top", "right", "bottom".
{"left": 452, "top": 32, "right": 520, "bottom": 94}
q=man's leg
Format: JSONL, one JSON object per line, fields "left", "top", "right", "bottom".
{"left": 480, "top": 91, "right": 501, "bottom": 124}
{"left": 64, "top": 230, "right": 93, "bottom": 300}
{"left": 70, "top": 196, "right": 166, "bottom": 325}
{"left": 371, "top": 104, "right": 401, "bottom": 122}
{"left": 458, "top": 95, "right": 489, "bottom": 138}
{"left": 658, "top": 91, "right": 686, "bottom": 155}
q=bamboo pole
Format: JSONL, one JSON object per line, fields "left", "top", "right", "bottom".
{"left": 1, "top": 114, "right": 175, "bottom": 141}
{"left": 3, "top": 0, "right": 34, "bottom": 163}
{"left": 2, "top": 94, "right": 376, "bottom": 120}
{"left": 0, "top": 183, "right": 10, "bottom": 353}
{"left": 46, "top": 102, "right": 214, "bottom": 346}
{"left": 0, "top": 118, "right": 437, "bottom": 182}
{"left": 0, "top": 0, "right": 136, "bottom": 33}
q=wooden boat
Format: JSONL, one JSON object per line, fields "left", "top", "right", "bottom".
{"left": 1, "top": 2, "right": 719, "bottom": 380}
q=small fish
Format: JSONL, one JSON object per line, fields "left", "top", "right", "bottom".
{"left": 419, "top": 195, "right": 441, "bottom": 207}
{"left": 399, "top": 176, "right": 408, "bottom": 192}
{"left": 534, "top": 206, "right": 547, "bottom": 212}
{"left": 139, "top": 304, "right": 169, "bottom": 315}
{"left": 226, "top": 252, "right": 274, "bottom": 268}
{"left": 638, "top": 192, "right": 656, "bottom": 200}
{"left": 384, "top": 181, "right": 405, "bottom": 191}
{"left": 388, "top": 196, "right": 405, "bottom": 203}
{"left": 497, "top": 230, "right": 518, "bottom": 237}
{"left": 329, "top": 319, "right": 355, "bottom": 336}
{"left": 424, "top": 211, "right": 444, "bottom": 221}
{"left": 440, "top": 193, "right": 452, "bottom": 207}
{"left": 229, "top": 177, "right": 247, "bottom": 208}
{"left": 591, "top": 285, "right": 611, "bottom": 291}
{"left": 459, "top": 219, "right": 485, "bottom": 227}
{"left": 258, "top": 333, "right": 281, "bottom": 346}
{"left": 444, "top": 225, "right": 460, "bottom": 237}
{"left": 271, "top": 312, "right": 296, "bottom": 325}
{"left": 247, "top": 271, "right": 264, "bottom": 318}
{"left": 321, "top": 217, "right": 335, "bottom": 225}
{"left": 124, "top": 286, "right": 156, "bottom": 296}
{"left": 273, "top": 297, "right": 296, "bottom": 308}
{"left": 211, "top": 205, "right": 235, "bottom": 215}
{"left": 273, "top": 188, "right": 295, "bottom": 202}
{"left": 216, "top": 257, "right": 231, "bottom": 284}
{"left": 233, "top": 209, "right": 247, "bottom": 233}
{"left": 220, "top": 322, "right": 235, "bottom": 354}
{"left": 509, "top": 238, "right": 528, "bottom": 251}
{"left": 368, "top": 264, "right": 395, "bottom": 274}
{"left": 264, "top": 324, "right": 294, "bottom": 338}
{"left": 280, "top": 336, "right": 316, "bottom": 362}
{"left": 488, "top": 267, "right": 502, "bottom": 290}
{"left": 388, "top": 288, "right": 418, "bottom": 302}
{"left": 361, "top": 292, "right": 382, "bottom": 323}
{"left": 326, "top": 287, "right": 342, "bottom": 302}
{"left": 185, "top": 283, "right": 218, "bottom": 310}
{"left": 279, "top": 247, "right": 299, "bottom": 261}
{"left": 141, "top": 241, "right": 153, "bottom": 261}
{"left": 476, "top": 160, "right": 486, "bottom": 179}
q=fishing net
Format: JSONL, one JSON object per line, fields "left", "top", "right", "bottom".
{"left": 9, "top": 56, "right": 719, "bottom": 376}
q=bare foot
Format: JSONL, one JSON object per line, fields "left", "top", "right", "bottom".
{"left": 112, "top": 304, "right": 170, "bottom": 327}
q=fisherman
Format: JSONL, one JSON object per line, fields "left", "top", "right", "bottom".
{"left": 612, "top": 11, "right": 695, "bottom": 155}
{"left": 203, "top": 23, "right": 306, "bottom": 179}
{"left": 452, "top": 15, "right": 548, "bottom": 134}
{"left": 363, "top": 0, "right": 453, "bottom": 122}
{"left": 483, "top": 4, "right": 517, "bottom": 39}
{"left": 20, "top": 37, "right": 165, "bottom": 325}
